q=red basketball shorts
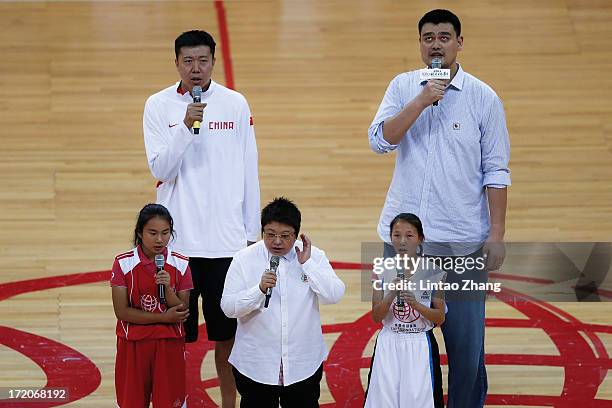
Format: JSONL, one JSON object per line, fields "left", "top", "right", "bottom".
{"left": 115, "top": 337, "right": 186, "bottom": 408}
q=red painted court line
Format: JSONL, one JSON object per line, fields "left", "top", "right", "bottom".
{"left": 330, "top": 261, "right": 365, "bottom": 270}
{"left": 495, "top": 289, "right": 608, "bottom": 404}
{"left": 214, "top": 0, "right": 234, "bottom": 90}
{"left": 2, "top": 271, "right": 612, "bottom": 406}
{"left": 0, "top": 270, "right": 110, "bottom": 302}
{"left": 0, "top": 326, "right": 101, "bottom": 407}
{"left": 489, "top": 272, "right": 553, "bottom": 284}
{"left": 0, "top": 265, "right": 609, "bottom": 301}
{"left": 573, "top": 286, "right": 612, "bottom": 299}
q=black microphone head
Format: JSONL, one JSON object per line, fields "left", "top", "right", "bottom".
{"left": 155, "top": 254, "right": 165, "bottom": 269}
{"left": 270, "top": 255, "right": 280, "bottom": 270}
{"left": 192, "top": 85, "right": 202, "bottom": 102}
{"left": 431, "top": 57, "right": 442, "bottom": 69}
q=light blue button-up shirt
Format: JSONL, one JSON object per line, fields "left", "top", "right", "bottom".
{"left": 368, "top": 64, "right": 511, "bottom": 255}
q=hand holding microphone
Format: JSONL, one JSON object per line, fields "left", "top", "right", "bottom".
{"left": 418, "top": 57, "right": 449, "bottom": 107}
{"left": 259, "top": 271, "right": 277, "bottom": 293}
{"left": 430, "top": 58, "right": 443, "bottom": 106}
{"left": 396, "top": 268, "right": 405, "bottom": 310}
{"left": 391, "top": 274, "right": 417, "bottom": 310}
{"left": 263, "top": 256, "right": 280, "bottom": 308}
{"left": 155, "top": 254, "right": 167, "bottom": 305}
{"left": 183, "top": 86, "right": 207, "bottom": 133}
{"left": 420, "top": 80, "right": 446, "bottom": 107}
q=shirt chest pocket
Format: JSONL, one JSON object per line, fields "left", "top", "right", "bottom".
{"left": 285, "top": 273, "right": 312, "bottom": 299}
{"left": 445, "top": 117, "right": 481, "bottom": 146}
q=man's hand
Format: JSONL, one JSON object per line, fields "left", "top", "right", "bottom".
{"left": 259, "top": 270, "right": 277, "bottom": 294}
{"left": 483, "top": 238, "right": 506, "bottom": 271}
{"left": 183, "top": 102, "right": 207, "bottom": 129}
{"left": 417, "top": 80, "right": 446, "bottom": 107}
{"left": 485, "top": 187, "right": 507, "bottom": 271}
{"left": 295, "top": 233, "right": 311, "bottom": 265}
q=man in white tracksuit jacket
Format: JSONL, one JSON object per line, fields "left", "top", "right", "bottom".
{"left": 143, "top": 30, "right": 260, "bottom": 407}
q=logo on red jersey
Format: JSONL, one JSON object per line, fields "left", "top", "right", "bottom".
{"left": 141, "top": 294, "right": 159, "bottom": 312}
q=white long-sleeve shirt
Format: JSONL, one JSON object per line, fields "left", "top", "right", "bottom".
{"left": 221, "top": 240, "right": 345, "bottom": 386}
{"left": 143, "top": 81, "right": 260, "bottom": 258}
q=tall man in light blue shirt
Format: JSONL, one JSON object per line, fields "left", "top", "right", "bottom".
{"left": 368, "top": 9, "right": 510, "bottom": 408}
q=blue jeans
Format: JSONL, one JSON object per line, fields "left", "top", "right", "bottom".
{"left": 383, "top": 243, "right": 488, "bottom": 408}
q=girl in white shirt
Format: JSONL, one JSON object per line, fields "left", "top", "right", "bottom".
{"left": 365, "top": 213, "right": 446, "bottom": 408}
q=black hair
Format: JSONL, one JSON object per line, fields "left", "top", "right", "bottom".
{"left": 261, "top": 197, "right": 301, "bottom": 235}
{"left": 390, "top": 213, "right": 425, "bottom": 239}
{"left": 133, "top": 203, "right": 175, "bottom": 247}
{"left": 175, "top": 30, "right": 216, "bottom": 59}
{"left": 418, "top": 9, "right": 461, "bottom": 37}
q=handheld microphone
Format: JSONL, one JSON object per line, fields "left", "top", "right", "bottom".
{"left": 155, "top": 254, "right": 166, "bottom": 305}
{"left": 192, "top": 86, "right": 202, "bottom": 134}
{"left": 431, "top": 58, "right": 442, "bottom": 106}
{"left": 396, "top": 267, "right": 405, "bottom": 310}
{"left": 264, "top": 256, "right": 280, "bottom": 308}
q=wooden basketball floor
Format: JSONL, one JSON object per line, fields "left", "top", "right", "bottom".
{"left": 1, "top": 1, "right": 611, "bottom": 406}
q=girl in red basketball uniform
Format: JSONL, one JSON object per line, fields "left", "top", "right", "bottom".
{"left": 111, "top": 203, "right": 193, "bottom": 408}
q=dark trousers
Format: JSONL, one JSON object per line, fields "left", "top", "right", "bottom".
{"left": 185, "top": 257, "right": 236, "bottom": 342}
{"left": 233, "top": 364, "right": 323, "bottom": 408}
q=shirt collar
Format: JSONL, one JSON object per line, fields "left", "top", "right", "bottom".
{"left": 176, "top": 80, "right": 216, "bottom": 98}
{"left": 176, "top": 82, "right": 189, "bottom": 95}
{"left": 137, "top": 245, "right": 168, "bottom": 266}
{"left": 263, "top": 242, "right": 297, "bottom": 262}
{"left": 419, "top": 63, "right": 465, "bottom": 91}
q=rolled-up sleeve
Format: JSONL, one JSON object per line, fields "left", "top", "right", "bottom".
{"left": 481, "top": 95, "right": 511, "bottom": 187}
{"left": 368, "top": 76, "right": 402, "bottom": 154}
{"left": 221, "top": 258, "right": 266, "bottom": 318}
{"left": 301, "top": 249, "right": 345, "bottom": 305}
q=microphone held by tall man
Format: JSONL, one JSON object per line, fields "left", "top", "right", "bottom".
{"left": 192, "top": 85, "right": 202, "bottom": 134}
{"left": 420, "top": 57, "right": 450, "bottom": 106}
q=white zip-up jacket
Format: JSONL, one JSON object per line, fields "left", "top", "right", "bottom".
{"left": 143, "top": 80, "right": 260, "bottom": 258}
